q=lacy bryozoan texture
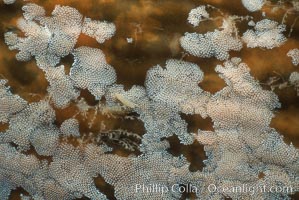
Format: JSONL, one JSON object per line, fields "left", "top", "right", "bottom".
{"left": 1, "top": 1, "right": 299, "bottom": 200}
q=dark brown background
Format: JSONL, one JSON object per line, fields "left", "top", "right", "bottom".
{"left": 0, "top": 0, "right": 298, "bottom": 199}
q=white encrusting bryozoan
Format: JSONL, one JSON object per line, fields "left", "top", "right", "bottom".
{"left": 241, "top": 0, "right": 265, "bottom": 12}
{"left": 70, "top": 46, "right": 117, "bottom": 100}
{"left": 187, "top": 5, "right": 209, "bottom": 27}
{"left": 82, "top": 17, "right": 116, "bottom": 43}
{"left": 242, "top": 19, "right": 287, "bottom": 49}
{"left": 4, "top": 3, "right": 116, "bottom": 69}
{"left": 45, "top": 65, "right": 80, "bottom": 108}
{"left": 287, "top": 48, "right": 299, "bottom": 66}
{"left": 1, "top": 2, "right": 299, "bottom": 200}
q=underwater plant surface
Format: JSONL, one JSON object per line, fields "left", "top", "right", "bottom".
{"left": 0, "top": 0, "right": 299, "bottom": 199}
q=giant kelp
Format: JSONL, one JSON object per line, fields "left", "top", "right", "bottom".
{"left": 0, "top": 1, "right": 299, "bottom": 200}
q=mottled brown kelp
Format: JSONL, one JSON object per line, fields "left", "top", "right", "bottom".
{"left": 0, "top": 0, "right": 299, "bottom": 199}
